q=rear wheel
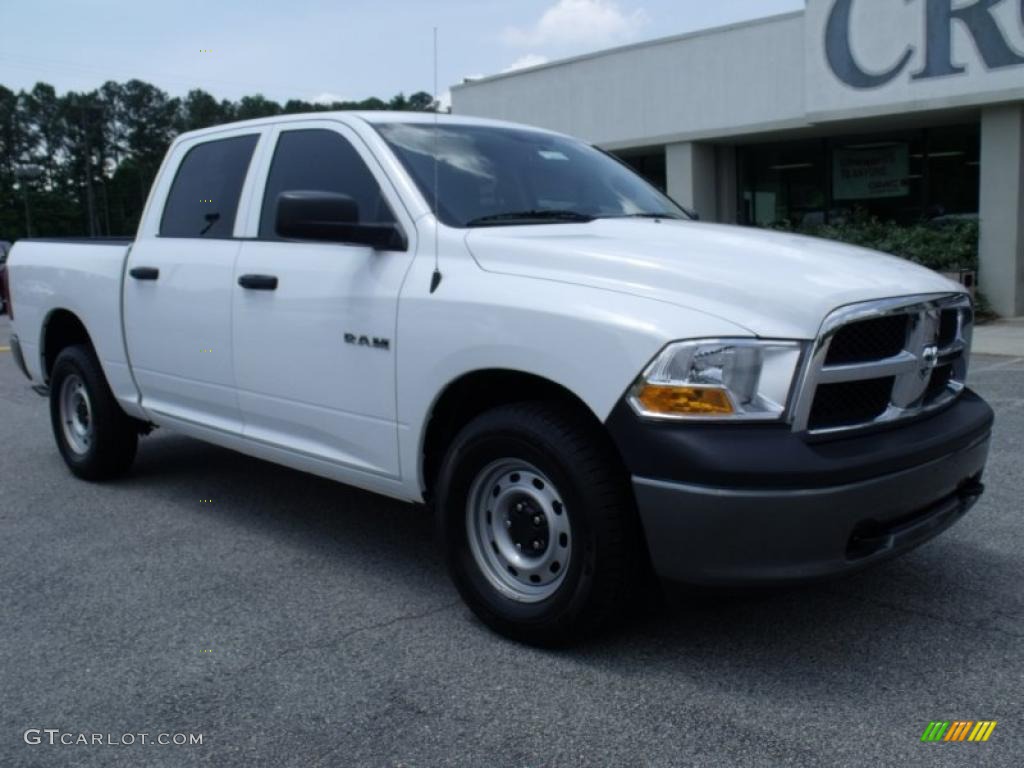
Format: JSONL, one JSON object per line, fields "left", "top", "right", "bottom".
{"left": 49, "top": 345, "right": 138, "bottom": 480}
{"left": 436, "top": 402, "right": 641, "bottom": 645}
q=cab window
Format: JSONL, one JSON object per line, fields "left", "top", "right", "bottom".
{"left": 160, "top": 134, "right": 259, "bottom": 238}
{"left": 259, "top": 129, "right": 395, "bottom": 239}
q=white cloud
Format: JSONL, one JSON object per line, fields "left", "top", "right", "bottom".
{"left": 503, "top": 0, "right": 649, "bottom": 49}
{"left": 312, "top": 91, "right": 346, "bottom": 105}
{"left": 502, "top": 53, "right": 551, "bottom": 73}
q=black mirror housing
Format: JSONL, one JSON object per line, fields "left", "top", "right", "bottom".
{"left": 275, "top": 190, "right": 407, "bottom": 250}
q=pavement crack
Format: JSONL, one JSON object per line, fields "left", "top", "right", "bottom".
{"left": 235, "top": 600, "right": 462, "bottom": 676}
{"left": 826, "top": 588, "right": 1024, "bottom": 640}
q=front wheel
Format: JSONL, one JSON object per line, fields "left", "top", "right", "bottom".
{"left": 436, "top": 402, "right": 641, "bottom": 645}
{"left": 49, "top": 344, "right": 138, "bottom": 481}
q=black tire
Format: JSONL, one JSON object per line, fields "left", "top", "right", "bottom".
{"left": 49, "top": 344, "right": 138, "bottom": 481}
{"left": 436, "top": 401, "right": 641, "bottom": 645}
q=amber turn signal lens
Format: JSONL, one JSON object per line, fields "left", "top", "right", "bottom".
{"left": 635, "top": 384, "right": 735, "bottom": 416}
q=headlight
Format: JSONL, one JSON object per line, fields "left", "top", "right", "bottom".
{"left": 628, "top": 339, "right": 804, "bottom": 421}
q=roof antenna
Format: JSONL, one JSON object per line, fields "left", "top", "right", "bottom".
{"left": 429, "top": 26, "right": 443, "bottom": 294}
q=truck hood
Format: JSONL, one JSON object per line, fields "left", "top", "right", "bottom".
{"left": 465, "top": 219, "right": 963, "bottom": 339}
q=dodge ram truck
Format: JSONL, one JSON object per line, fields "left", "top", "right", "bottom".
{"left": 5, "top": 112, "right": 993, "bottom": 644}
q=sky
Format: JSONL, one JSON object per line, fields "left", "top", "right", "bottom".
{"left": 0, "top": 0, "right": 804, "bottom": 108}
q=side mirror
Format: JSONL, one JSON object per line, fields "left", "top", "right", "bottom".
{"left": 275, "top": 190, "right": 407, "bottom": 250}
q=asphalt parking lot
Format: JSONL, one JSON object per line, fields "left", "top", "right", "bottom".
{"left": 1, "top": 314, "right": 1022, "bottom": 768}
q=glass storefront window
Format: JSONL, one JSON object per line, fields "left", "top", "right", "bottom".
{"left": 926, "top": 125, "right": 981, "bottom": 221}
{"left": 615, "top": 149, "right": 668, "bottom": 193}
{"left": 739, "top": 140, "right": 826, "bottom": 228}
{"left": 737, "top": 124, "right": 979, "bottom": 228}
{"left": 830, "top": 132, "right": 926, "bottom": 224}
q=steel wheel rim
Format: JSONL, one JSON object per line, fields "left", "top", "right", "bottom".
{"left": 466, "top": 458, "right": 572, "bottom": 603}
{"left": 60, "top": 374, "right": 93, "bottom": 455}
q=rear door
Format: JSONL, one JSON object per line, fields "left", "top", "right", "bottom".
{"left": 124, "top": 128, "right": 264, "bottom": 432}
{"left": 231, "top": 121, "right": 416, "bottom": 478}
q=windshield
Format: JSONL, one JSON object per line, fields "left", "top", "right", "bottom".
{"left": 375, "top": 122, "right": 687, "bottom": 228}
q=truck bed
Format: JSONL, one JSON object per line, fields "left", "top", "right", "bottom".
{"left": 17, "top": 237, "right": 135, "bottom": 244}
{"left": 7, "top": 238, "right": 142, "bottom": 413}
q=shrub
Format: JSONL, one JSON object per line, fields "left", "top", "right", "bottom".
{"left": 769, "top": 212, "right": 979, "bottom": 272}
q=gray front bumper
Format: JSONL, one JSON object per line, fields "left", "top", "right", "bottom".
{"left": 633, "top": 431, "right": 990, "bottom": 585}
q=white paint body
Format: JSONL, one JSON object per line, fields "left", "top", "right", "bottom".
{"left": 6, "top": 112, "right": 967, "bottom": 503}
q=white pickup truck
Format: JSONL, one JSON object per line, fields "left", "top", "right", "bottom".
{"left": 5, "top": 112, "right": 993, "bottom": 644}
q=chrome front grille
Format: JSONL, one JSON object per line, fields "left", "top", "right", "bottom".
{"left": 791, "top": 294, "right": 973, "bottom": 435}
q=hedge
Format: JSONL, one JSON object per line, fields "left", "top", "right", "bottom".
{"left": 769, "top": 214, "right": 979, "bottom": 272}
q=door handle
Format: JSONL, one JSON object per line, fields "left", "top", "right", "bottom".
{"left": 238, "top": 274, "right": 278, "bottom": 291}
{"left": 129, "top": 266, "right": 159, "bottom": 281}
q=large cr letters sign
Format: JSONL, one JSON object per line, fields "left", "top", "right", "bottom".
{"left": 826, "top": 0, "right": 1024, "bottom": 89}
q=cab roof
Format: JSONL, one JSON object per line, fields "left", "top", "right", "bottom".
{"left": 176, "top": 111, "right": 558, "bottom": 144}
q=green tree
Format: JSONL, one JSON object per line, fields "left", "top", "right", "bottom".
{"left": 0, "top": 79, "right": 448, "bottom": 241}
{"left": 236, "top": 94, "right": 282, "bottom": 120}
{"left": 387, "top": 92, "right": 409, "bottom": 111}
{"left": 407, "top": 91, "right": 438, "bottom": 112}
{"left": 353, "top": 97, "right": 388, "bottom": 110}
{"left": 20, "top": 83, "right": 64, "bottom": 188}
{"left": 0, "top": 85, "right": 25, "bottom": 238}
{"left": 181, "top": 89, "right": 233, "bottom": 131}
{"left": 120, "top": 79, "right": 179, "bottom": 212}
{"left": 60, "top": 90, "right": 107, "bottom": 235}
{"left": 282, "top": 99, "right": 315, "bottom": 114}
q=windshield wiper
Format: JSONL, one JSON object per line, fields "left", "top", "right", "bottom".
{"left": 466, "top": 210, "right": 595, "bottom": 227}
{"left": 603, "top": 212, "right": 686, "bottom": 221}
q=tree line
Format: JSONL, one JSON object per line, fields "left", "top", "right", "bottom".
{"left": 0, "top": 81, "right": 438, "bottom": 242}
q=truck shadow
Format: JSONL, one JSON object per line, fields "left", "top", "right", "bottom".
{"left": 123, "top": 431, "right": 442, "bottom": 585}
{"left": 122, "top": 430, "right": 1018, "bottom": 713}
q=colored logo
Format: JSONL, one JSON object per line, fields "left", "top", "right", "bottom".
{"left": 921, "top": 721, "right": 997, "bottom": 742}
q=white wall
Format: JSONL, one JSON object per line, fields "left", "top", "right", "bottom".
{"left": 452, "top": 13, "right": 807, "bottom": 149}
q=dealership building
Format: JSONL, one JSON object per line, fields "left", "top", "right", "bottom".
{"left": 451, "top": 0, "right": 1024, "bottom": 316}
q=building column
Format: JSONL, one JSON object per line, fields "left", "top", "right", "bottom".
{"left": 666, "top": 142, "right": 718, "bottom": 221}
{"left": 979, "top": 104, "right": 1024, "bottom": 317}
{"left": 716, "top": 145, "right": 738, "bottom": 224}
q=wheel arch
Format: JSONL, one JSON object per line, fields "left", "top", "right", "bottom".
{"left": 420, "top": 368, "right": 626, "bottom": 500}
{"left": 41, "top": 308, "right": 94, "bottom": 384}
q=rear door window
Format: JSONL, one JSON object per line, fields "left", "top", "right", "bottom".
{"left": 160, "top": 134, "right": 259, "bottom": 238}
{"left": 259, "top": 129, "right": 395, "bottom": 239}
